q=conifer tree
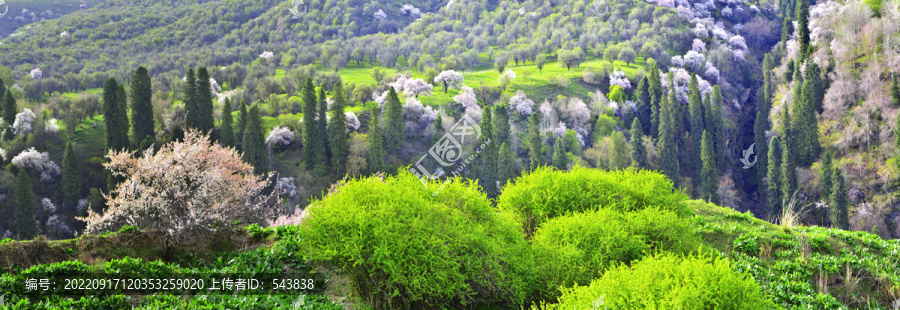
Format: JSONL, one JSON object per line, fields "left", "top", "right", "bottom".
{"left": 13, "top": 170, "right": 37, "bottom": 240}
{"left": 528, "top": 112, "right": 543, "bottom": 170}
{"left": 367, "top": 111, "right": 385, "bottom": 173}
{"left": 710, "top": 86, "right": 726, "bottom": 171}
{"left": 630, "top": 118, "right": 648, "bottom": 169}
{"left": 493, "top": 104, "right": 510, "bottom": 143}
{"left": 432, "top": 113, "right": 444, "bottom": 144}
{"left": 820, "top": 150, "right": 833, "bottom": 224}
{"left": 184, "top": 68, "right": 200, "bottom": 130}
{"left": 103, "top": 78, "right": 129, "bottom": 152}
{"left": 700, "top": 130, "right": 719, "bottom": 203}
{"left": 0, "top": 76, "right": 5, "bottom": 98}
{"left": 830, "top": 168, "right": 850, "bottom": 230}
{"left": 302, "top": 78, "right": 317, "bottom": 168}
{"left": 609, "top": 131, "right": 629, "bottom": 170}
{"left": 384, "top": 87, "right": 405, "bottom": 153}
{"left": 196, "top": 67, "right": 215, "bottom": 132}
{"left": 754, "top": 85, "right": 771, "bottom": 192}
{"left": 635, "top": 76, "right": 652, "bottom": 134}
{"left": 658, "top": 89, "right": 679, "bottom": 188}
{"left": 62, "top": 138, "right": 81, "bottom": 211}
{"left": 780, "top": 18, "right": 793, "bottom": 46}
{"left": 767, "top": 136, "right": 783, "bottom": 218}
{"left": 2, "top": 88, "right": 14, "bottom": 125}
{"left": 689, "top": 73, "right": 704, "bottom": 192}
{"left": 328, "top": 81, "right": 349, "bottom": 175}
{"left": 892, "top": 76, "right": 900, "bottom": 106}
{"left": 479, "top": 107, "right": 498, "bottom": 195}
{"left": 315, "top": 87, "right": 330, "bottom": 174}
{"left": 220, "top": 98, "right": 235, "bottom": 147}
{"left": 236, "top": 100, "right": 248, "bottom": 151}
{"left": 793, "top": 83, "right": 820, "bottom": 167}
{"left": 797, "top": 0, "right": 810, "bottom": 59}
{"left": 552, "top": 136, "right": 568, "bottom": 171}
{"left": 804, "top": 63, "right": 825, "bottom": 113}
{"left": 242, "top": 104, "right": 267, "bottom": 175}
{"left": 116, "top": 84, "right": 130, "bottom": 145}
{"left": 131, "top": 66, "right": 155, "bottom": 150}
{"left": 498, "top": 142, "right": 516, "bottom": 189}
{"left": 781, "top": 108, "right": 798, "bottom": 209}
{"left": 648, "top": 64, "right": 663, "bottom": 139}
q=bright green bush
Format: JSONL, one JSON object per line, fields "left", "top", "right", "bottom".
{"left": 543, "top": 254, "right": 775, "bottom": 310}
{"left": 498, "top": 166, "right": 689, "bottom": 236}
{"left": 298, "top": 171, "right": 537, "bottom": 308}
{"left": 532, "top": 208, "right": 700, "bottom": 294}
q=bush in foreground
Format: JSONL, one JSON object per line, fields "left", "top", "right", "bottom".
{"left": 532, "top": 208, "right": 701, "bottom": 295}
{"left": 297, "top": 171, "right": 536, "bottom": 309}
{"left": 498, "top": 166, "right": 689, "bottom": 236}
{"left": 541, "top": 253, "right": 775, "bottom": 310}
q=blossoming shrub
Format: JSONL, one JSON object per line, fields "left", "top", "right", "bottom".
{"left": 298, "top": 171, "right": 537, "bottom": 309}
{"left": 543, "top": 254, "right": 774, "bottom": 310}
{"left": 532, "top": 208, "right": 700, "bottom": 295}
{"left": 498, "top": 166, "right": 689, "bottom": 236}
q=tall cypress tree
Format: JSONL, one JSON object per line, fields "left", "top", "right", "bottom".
{"left": 236, "top": 100, "right": 248, "bottom": 151}
{"left": 658, "top": 89, "right": 679, "bottom": 188}
{"left": 780, "top": 18, "right": 793, "bottom": 46}
{"left": 103, "top": 78, "right": 129, "bottom": 152}
{"left": 689, "top": 73, "right": 704, "bottom": 193}
{"left": 61, "top": 139, "right": 81, "bottom": 211}
{"left": 804, "top": 63, "right": 825, "bottom": 113}
{"left": 301, "top": 78, "right": 317, "bottom": 168}
{"left": 2, "top": 86, "right": 16, "bottom": 139}
{"left": 781, "top": 108, "right": 798, "bottom": 208}
{"left": 432, "top": 113, "right": 444, "bottom": 144}
{"left": 384, "top": 87, "right": 405, "bottom": 153}
{"left": 116, "top": 84, "right": 130, "bottom": 148}
{"left": 131, "top": 66, "right": 155, "bottom": 150}
{"left": 630, "top": 118, "right": 648, "bottom": 169}
{"left": 242, "top": 104, "right": 267, "bottom": 175}
{"left": 648, "top": 64, "right": 663, "bottom": 139}
{"left": 552, "top": 137, "right": 568, "bottom": 171}
{"left": 479, "top": 107, "right": 497, "bottom": 195}
{"left": 328, "top": 81, "right": 349, "bottom": 175}
{"left": 493, "top": 104, "right": 510, "bottom": 143}
{"left": 609, "top": 131, "right": 629, "bottom": 170}
{"left": 315, "top": 87, "right": 330, "bottom": 174}
{"left": 830, "top": 168, "right": 850, "bottom": 230}
{"left": 892, "top": 76, "right": 900, "bottom": 106}
{"left": 367, "top": 111, "right": 385, "bottom": 173}
{"left": 528, "top": 112, "right": 543, "bottom": 170}
{"left": 184, "top": 68, "right": 200, "bottom": 130}
{"left": 793, "top": 83, "right": 820, "bottom": 167}
{"left": 700, "top": 130, "right": 719, "bottom": 203}
{"left": 13, "top": 170, "right": 37, "bottom": 240}
{"left": 754, "top": 82, "right": 771, "bottom": 193}
{"left": 196, "top": 67, "right": 215, "bottom": 132}
{"left": 820, "top": 151, "right": 833, "bottom": 225}
{"left": 711, "top": 86, "right": 726, "bottom": 171}
{"left": 797, "top": 0, "right": 810, "bottom": 59}
{"left": 498, "top": 142, "right": 516, "bottom": 190}
{"left": 767, "top": 136, "right": 783, "bottom": 218}
{"left": 220, "top": 98, "right": 235, "bottom": 147}
{"left": 635, "top": 76, "right": 652, "bottom": 134}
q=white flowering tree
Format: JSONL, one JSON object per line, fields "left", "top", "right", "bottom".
{"left": 12, "top": 147, "right": 61, "bottom": 183}
{"left": 266, "top": 126, "right": 295, "bottom": 147}
{"left": 346, "top": 112, "right": 361, "bottom": 132}
{"left": 78, "top": 131, "right": 280, "bottom": 253}
{"left": 454, "top": 87, "right": 482, "bottom": 122}
{"left": 434, "top": 70, "right": 464, "bottom": 93}
{"left": 13, "top": 108, "right": 37, "bottom": 136}
{"left": 509, "top": 90, "right": 535, "bottom": 116}
{"left": 403, "top": 78, "right": 433, "bottom": 98}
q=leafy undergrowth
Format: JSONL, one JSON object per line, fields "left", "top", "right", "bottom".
{"left": 693, "top": 201, "right": 900, "bottom": 309}
{"left": 0, "top": 225, "right": 341, "bottom": 309}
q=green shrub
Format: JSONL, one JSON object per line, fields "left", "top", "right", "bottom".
{"left": 532, "top": 208, "right": 700, "bottom": 294}
{"left": 105, "top": 257, "right": 176, "bottom": 277}
{"left": 498, "top": 166, "right": 689, "bottom": 236}
{"left": 298, "top": 170, "right": 537, "bottom": 308}
{"left": 246, "top": 223, "right": 274, "bottom": 239}
{"left": 543, "top": 254, "right": 775, "bottom": 310}
{"left": 733, "top": 235, "right": 761, "bottom": 257}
